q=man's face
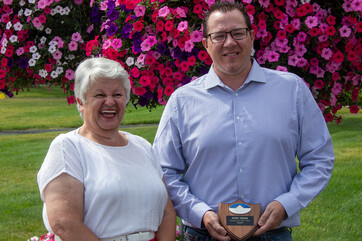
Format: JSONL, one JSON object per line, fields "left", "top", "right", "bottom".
{"left": 202, "top": 9, "right": 255, "bottom": 81}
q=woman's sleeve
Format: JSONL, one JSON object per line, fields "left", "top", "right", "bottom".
{"left": 37, "top": 134, "right": 84, "bottom": 201}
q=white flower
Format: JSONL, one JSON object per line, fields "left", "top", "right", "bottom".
{"left": 18, "top": 9, "right": 24, "bottom": 16}
{"left": 45, "top": 28, "right": 52, "bottom": 34}
{"left": 29, "top": 46, "right": 37, "bottom": 53}
{"left": 19, "top": 0, "right": 26, "bottom": 6}
{"left": 51, "top": 71, "right": 59, "bottom": 78}
{"left": 13, "top": 22, "right": 23, "bottom": 31}
{"left": 27, "top": 236, "right": 39, "bottom": 241}
{"left": 1, "top": 38, "right": 8, "bottom": 46}
{"left": 1, "top": 46, "right": 7, "bottom": 54}
{"left": 126, "top": 57, "right": 134, "bottom": 66}
{"left": 9, "top": 35, "right": 18, "bottom": 43}
{"left": 39, "top": 69, "right": 48, "bottom": 78}
{"left": 28, "top": 0, "right": 36, "bottom": 3}
{"left": 28, "top": 59, "right": 36, "bottom": 67}
{"left": 63, "top": 7, "right": 70, "bottom": 15}
{"left": 24, "top": 9, "right": 32, "bottom": 16}
{"left": 49, "top": 40, "right": 56, "bottom": 46}
{"left": 54, "top": 5, "right": 63, "bottom": 13}
{"left": 32, "top": 52, "right": 41, "bottom": 60}
{"left": 48, "top": 45, "right": 57, "bottom": 53}
{"left": 60, "top": 9, "right": 66, "bottom": 15}
{"left": 50, "top": 9, "right": 57, "bottom": 16}
{"left": 67, "top": 54, "right": 75, "bottom": 60}
{"left": 6, "top": 21, "right": 12, "bottom": 30}
{"left": 40, "top": 36, "right": 47, "bottom": 44}
{"left": 56, "top": 67, "right": 64, "bottom": 74}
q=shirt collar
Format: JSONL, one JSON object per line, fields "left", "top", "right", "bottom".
{"left": 204, "top": 58, "right": 266, "bottom": 90}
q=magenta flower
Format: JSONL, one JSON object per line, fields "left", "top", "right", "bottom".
{"left": 184, "top": 39, "right": 194, "bottom": 52}
{"left": 266, "top": 50, "right": 280, "bottom": 62}
{"left": 190, "top": 30, "right": 203, "bottom": 42}
{"left": 68, "top": 41, "right": 78, "bottom": 51}
{"left": 321, "top": 48, "right": 333, "bottom": 60}
{"left": 305, "top": 16, "right": 319, "bottom": 28}
{"left": 339, "top": 25, "right": 351, "bottom": 37}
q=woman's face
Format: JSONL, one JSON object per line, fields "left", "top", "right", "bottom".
{"left": 78, "top": 78, "right": 127, "bottom": 135}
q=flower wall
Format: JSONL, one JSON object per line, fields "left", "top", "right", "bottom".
{"left": 1, "top": 0, "right": 361, "bottom": 123}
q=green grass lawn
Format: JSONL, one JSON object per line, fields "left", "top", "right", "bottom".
{"left": 0, "top": 86, "right": 361, "bottom": 240}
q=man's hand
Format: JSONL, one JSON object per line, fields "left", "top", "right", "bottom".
{"left": 203, "top": 211, "right": 231, "bottom": 241}
{"left": 253, "top": 201, "right": 286, "bottom": 236}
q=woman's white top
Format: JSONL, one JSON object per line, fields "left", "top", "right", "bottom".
{"left": 37, "top": 129, "right": 167, "bottom": 239}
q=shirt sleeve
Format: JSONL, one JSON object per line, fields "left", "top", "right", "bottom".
{"left": 275, "top": 79, "right": 335, "bottom": 218}
{"left": 37, "top": 134, "right": 84, "bottom": 201}
{"left": 153, "top": 95, "right": 212, "bottom": 228}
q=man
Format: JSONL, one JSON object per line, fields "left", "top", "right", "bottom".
{"left": 153, "top": 1, "right": 334, "bottom": 241}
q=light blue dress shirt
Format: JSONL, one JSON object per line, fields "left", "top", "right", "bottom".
{"left": 153, "top": 59, "right": 334, "bottom": 229}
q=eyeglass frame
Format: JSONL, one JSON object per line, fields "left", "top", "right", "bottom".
{"left": 206, "top": 28, "right": 251, "bottom": 44}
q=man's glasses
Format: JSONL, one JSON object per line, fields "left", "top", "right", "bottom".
{"left": 207, "top": 28, "right": 250, "bottom": 44}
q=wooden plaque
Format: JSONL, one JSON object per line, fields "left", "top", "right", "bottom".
{"left": 218, "top": 199, "right": 261, "bottom": 241}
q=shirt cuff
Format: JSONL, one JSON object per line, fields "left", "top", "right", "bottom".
{"left": 189, "top": 202, "right": 213, "bottom": 229}
{"left": 274, "top": 192, "right": 302, "bottom": 218}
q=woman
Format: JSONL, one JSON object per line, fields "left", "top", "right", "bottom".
{"left": 37, "top": 57, "right": 176, "bottom": 241}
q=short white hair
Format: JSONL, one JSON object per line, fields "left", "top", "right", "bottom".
{"left": 74, "top": 57, "right": 131, "bottom": 114}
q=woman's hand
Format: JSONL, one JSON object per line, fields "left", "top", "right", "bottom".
{"left": 44, "top": 173, "right": 99, "bottom": 241}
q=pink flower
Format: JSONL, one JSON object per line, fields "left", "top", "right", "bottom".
{"left": 294, "top": 43, "right": 307, "bottom": 57}
{"left": 52, "top": 50, "right": 62, "bottom": 60}
{"left": 158, "top": 6, "right": 170, "bottom": 17}
{"left": 74, "top": 0, "right": 83, "bottom": 5}
{"left": 184, "top": 39, "right": 194, "bottom": 52}
{"left": 288, "top": 54, "right": 300, "bottom": 66}
{"left": 321, "top": 48, "right": 333, "bottom": 60}
{"left": 351, "top": 0, "right": 362, "bottom": 11}
{"left": 175, "top": 7, "right": 187, "bottom": 18}
{"left": 331, "top": 82, "right": 343, "bottom": 95}
{"left": 177, "top": 21, "right": 188, "bottom": 32}
{"left": 305, "top": 16, "right": 319, "bottom": 28}
{"left": 71, "top": 32, "right": 82, "bottom": 42}
{"left": 3, "top": 0, "right": 13, "bottom": 4}
{"left": 190, "top": 30, "right": 203, "bottom": 42}
{"left": 276, "top": 66, "right": 288, "bottom": 72}
{"left": 65, "top": 69, "right": 75, "bottom": 80}
{"left": 259, "top": 0, "right": 270, "bottom": 8}
{"left": 68, "top": 41, "right": 78, "bottom": 51}
{"left": 32, "top": 17, "right": 42, "bottom": 28}
{"left": 339, "top": 25, "right": 351, "bottom": 37}
{"left": 141, "top": 41, "right": 151, "bottom": 52}
{"left": 111, "top": 39, "right": 122, "bottom": 49}
{"left": 134, "top": 5, "right": 146, "bottom": 17}
{"left": 296, "top": 32, "right": 307, "bottom": 42}
{"left": 266, "top": 50, "right": 280, "bottom": 62}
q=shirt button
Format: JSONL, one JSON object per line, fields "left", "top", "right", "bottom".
{"left": 238, "top": 142, "right": 242, "bottom": 146}
{"left": 240, "top": 168, "right": 243, "bottom": 173}
{"left": 236, "top": 116, "right": 240, "bottom": 120}
{"left": 235, "top": 93, "right": 239, "bottom": 96}
{"left": 241, "top": 195, "right": 245, "bottom": 199}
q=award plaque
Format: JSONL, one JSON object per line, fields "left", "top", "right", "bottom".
{"left": 218, "top": 199, "right": 261, "bottom": 241}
